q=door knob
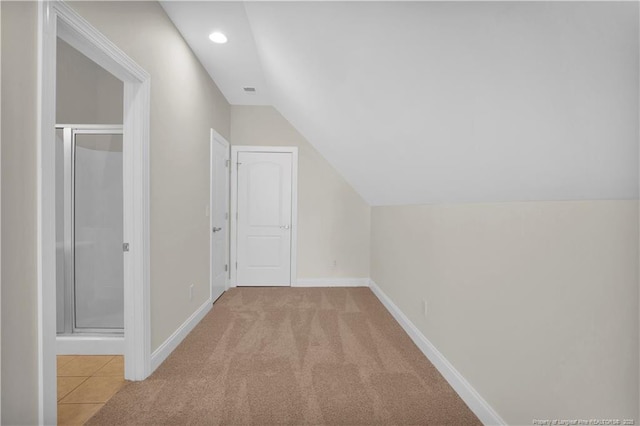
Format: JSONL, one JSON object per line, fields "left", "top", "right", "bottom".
{"left": 213, "top": 227, "right": 222, "bottom": 233}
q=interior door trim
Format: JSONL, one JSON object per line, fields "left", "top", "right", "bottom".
{"left": 229, "top": 146, "right": 298, "bottom": 288}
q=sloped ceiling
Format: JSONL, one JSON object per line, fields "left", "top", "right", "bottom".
{"left": 162, "top": 1, "right": 639, "bottom": 206}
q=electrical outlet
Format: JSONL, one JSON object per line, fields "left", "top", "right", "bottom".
{"left": 189, "top": 284, "right": 194, "bottom": 301}
{"left": 422, "top": 299, "right": 428, "bottom": 317}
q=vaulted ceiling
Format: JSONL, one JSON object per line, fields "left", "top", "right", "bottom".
{"left": 161, "top": 1, "right": 639, "bottom": 206}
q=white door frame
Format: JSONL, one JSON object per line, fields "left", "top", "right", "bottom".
{"left": 210, "top": 129, "right": 230, "bottom": 298}
{"left": 230, "top": 146, "right": 298, "bottom": 287}
{"left": 38, "top": 1, "right": 151, "bottom": 424}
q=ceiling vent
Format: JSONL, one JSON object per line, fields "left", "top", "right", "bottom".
{"left": 243, "top": 87, "right": 256, "bottom": 93}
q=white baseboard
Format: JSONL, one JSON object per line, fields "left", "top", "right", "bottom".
{"left": 293, "top": 278, "right": 370, "bottom": 287}
{"left": 368, "top": 279, "right": 505, "bottom": 426}
{"left": 56, "top": 335, "right": 124, "bottom": 355}
{"left": 150, "top": 299, "right": 212, "bottom": 373}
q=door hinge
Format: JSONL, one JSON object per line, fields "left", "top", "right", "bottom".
{"left": 235, "top": 262, "right": 238, "bottom": 269}
{"left": 225, "top": 264, "right": 228, "bottom": 272}
{"left": 225, "top": 212, "right": 228, "bottom": 220}
{"left": 123, "top": 243, "right": 130, "bottom": 252}
{"left": 225, "top": 159, "right": 229, "bottom": 168}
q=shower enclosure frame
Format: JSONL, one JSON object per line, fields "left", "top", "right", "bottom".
{"left": 56, "top": 124, "right": 125, "bottom": 336}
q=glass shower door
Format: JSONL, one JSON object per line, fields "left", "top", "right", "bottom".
{"left": 73, "top": 131, "right": 124, "bottom": 331}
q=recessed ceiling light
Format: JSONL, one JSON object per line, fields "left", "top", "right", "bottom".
{"left": 209, "top": 32, "right": 227, "bottom": 44}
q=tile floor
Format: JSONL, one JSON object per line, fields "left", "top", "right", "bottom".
{"left": 57, "top": 355, "right": 126, "bottom": 425}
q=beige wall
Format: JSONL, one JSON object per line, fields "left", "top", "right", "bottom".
{"left": 56, "top": 38, "right": 123, "bottom": 125}
{"left": 371, "top": 200, "right": 639, "bottom": 424}
{"left": 1, "top": 1, "right": 230, "bottom": 422}
{"left": 1, "top": 2, "right": 39, "bottom": 424}
{"left": 231, "top": 106, "right": 370, "bottom": 280}
{"left": 66, "top": 1, "right": 230, "bottom": 352}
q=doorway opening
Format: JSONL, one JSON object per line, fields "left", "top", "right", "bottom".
{"left": 38, "top": 2, "right": 151, "bottom": 424}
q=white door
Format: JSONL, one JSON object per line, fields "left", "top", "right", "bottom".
{"left": 210, "top": 131, "right": 229, "bottom": 301}
{"left": 236, "top": 151, "right": 292, "bottom": 286}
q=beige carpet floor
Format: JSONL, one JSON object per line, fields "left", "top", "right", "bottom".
{"left": 87, "top": 287, "right": 481, "bottom": 425}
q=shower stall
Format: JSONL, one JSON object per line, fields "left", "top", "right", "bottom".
{"left": 55, "top": 124, "right": 125, "bottom": 353}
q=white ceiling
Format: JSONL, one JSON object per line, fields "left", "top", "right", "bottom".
{"left": 161, "top": 1, "right": 270, "bottom": 105}
{"left": 162, "top": 1, "right": 639, "bottom": 206}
